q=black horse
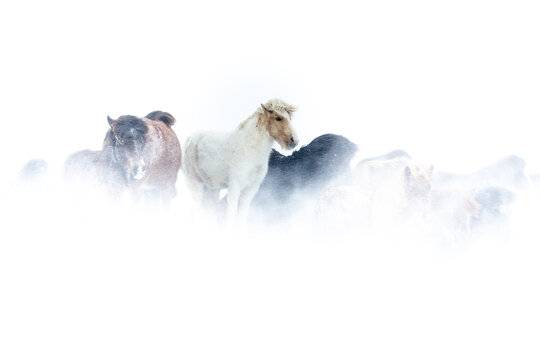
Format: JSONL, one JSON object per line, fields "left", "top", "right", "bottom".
{"left": 252, "top": 134, "right": 358, "bottom": 210}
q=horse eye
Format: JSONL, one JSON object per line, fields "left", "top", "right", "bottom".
{"left": 275, "top": 116, "right": 282, "bottom": 121}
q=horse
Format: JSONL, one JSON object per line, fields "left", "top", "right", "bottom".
{"left": 351, "top": 149, "right": 412, "bottom": 192}
{"left": 63, "top": 146, "right": 128, "bottom": 194}
{"left": 470, "top": 186, "right": 515, "bottom": 228}
{"left": 251, "top": 134, "right": 358, "bottom": 212}
{"left": 16, "top": 159, "right": 49, "bottom": 185}
{"left": 63, "top": 111, "right": 182, "bottom": 206}
{"left": 11, "top": 159, "right": 50, "bottom": 199}
{"left": 431, "top": 156, "right": 526, "bottom": 239}
{"left": 183, "top": 98, "right": 298, "bottom": 224}
{"left": 371, "top": 160, "right": 434, "bottom": 231}
{"left": 430, "top": 188, "right": 480, "bottom": 244}
{"left": 434, "top": 155, "right": 531, "bottom": 191}
{"left": 315, "top": 158, "right": 433, "bottom": 238}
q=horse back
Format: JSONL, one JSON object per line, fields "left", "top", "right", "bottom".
{"left": 145, "top": 111, "right": 176, "bottom": 127}
{"left": 142, "top": 119, "right": 182, "bottom": 185}
{"left": 62, "top": 149, "right": 103, "bottom": 185}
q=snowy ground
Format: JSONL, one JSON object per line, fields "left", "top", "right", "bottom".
{"left": 2, "top": 160, "right": 540, "bottom": 359}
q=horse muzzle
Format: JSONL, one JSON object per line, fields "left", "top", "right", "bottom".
{"left": 287, "top": 136, "right": 298, "bottom": 150}
{"left": 129, "top": 161, "right": 146, "bottom": 181}
{"left": 132, "top": 167, "right": 146, "bottom": 180}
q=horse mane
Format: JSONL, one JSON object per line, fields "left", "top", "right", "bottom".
{"left": 238, "top": 98, "right": 297, "bottom": 132}
{"left": 103, "top": 115, "right": 148, "bottom": 149}
{"left": 114, "top": 115, "right": 149, "bottom": 136}
{"left": 358, "top": 149, "right": 411, "bottom": 164}
{"left": 145, "top": 111, "right": 176, "bottom": 127}
{"left": 259, "top": 98, "right": 297, "bottom": 116}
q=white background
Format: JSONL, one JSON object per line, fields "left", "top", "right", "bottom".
{"left": 1, "top": 1, "right": 539, "bottom": 359}
{"left": 1, "top": 0, "right": 539, "bottom": 177}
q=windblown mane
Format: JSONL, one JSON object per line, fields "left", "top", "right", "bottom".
{"left": 358, "top": 149, "right": 411, "bottom": 164}
{"left": 255, "top": 98, "right": 297, "bottom": 117}
{"left": 237, "top": 98, "right": 297, "bottom": 131}
{"left": 145, "top": 111, "right": 176, "bottom": 127}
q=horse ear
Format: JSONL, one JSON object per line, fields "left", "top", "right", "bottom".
{"left": 261, "top": 103, "right": 273, "bottom": 113}
{"left": 107, "top": 116, "right": 114, "bottom": 126}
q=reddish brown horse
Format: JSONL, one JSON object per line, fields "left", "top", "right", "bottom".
{"left": 63, "top": 111, "right": 182, "bottom": 206}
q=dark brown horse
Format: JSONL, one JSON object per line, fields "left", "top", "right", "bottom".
{"left": 63, "top": 111, "right": 182, "bottom": 206}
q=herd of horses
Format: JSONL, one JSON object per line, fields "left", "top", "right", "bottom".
{"left": 15, "top": 98, "right": 536, "bottom": 241}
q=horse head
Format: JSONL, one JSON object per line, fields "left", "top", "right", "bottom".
{"left": 259, "top": 99, "right": 298, "bottom": 150}
{"left": 105, "top": 115, "right": 149, "bottom": 182}
{"left": 404, "top": 163, "right": 434, "bottom": 202}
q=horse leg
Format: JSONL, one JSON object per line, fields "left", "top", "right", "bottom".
{"left": 226, "top": 183, "right": 241, "bottom": 226}
{"left": 159, "top": 185, "right": 177, "bottom": 210}
{"left": 237, "top": 184, "right": 260, "bottom": 226}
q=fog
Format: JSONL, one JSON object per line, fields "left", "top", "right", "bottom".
{"left": 1, "top": 1, "right": 540, "bottom": 359}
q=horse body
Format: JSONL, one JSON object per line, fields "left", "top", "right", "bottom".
{"left": 16, "top": 159, "right": 49, "bottom": 185}
{"left": 432, "top": 155, "right": 526, "bottom": 236}
{"left": 352, "top": 151, "right": 413, "bottom": 192}
{"left": 315, "top": 156, "right": 433, "bottom": 237}
{"left": 133, "top": 116, "right": 182, "bottom": 200}
{"left": 64, "top": 149, "right": 114, "bottom": 187}
{"left": 434, "top": 155, "right": 531, "bottom": 191}
{"left": 252, "top": 134, "right": 358, "bottom": 212}
{"left": 12, "top": 159, "right": 50, "bottom": 199}
{"left": 187, "top": 126, "right": 273, "bottom": 191}
{"left": 430, "top": 188, "right": 480, "bottom": 243}
{"left": 184, "top": 99, "right": 298, "bottom": 223}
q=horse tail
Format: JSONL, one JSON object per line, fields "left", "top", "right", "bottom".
{"left": 145, "top": 111, "right": 176, "bottom": 127}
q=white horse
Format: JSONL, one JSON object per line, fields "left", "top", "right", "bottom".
{"left": 183, "top": 99, "right": 299, "bottom": 224}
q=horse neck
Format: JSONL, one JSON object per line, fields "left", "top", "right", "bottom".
{"left": 233, "top": 113, "right": 274, "bottom": 155}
